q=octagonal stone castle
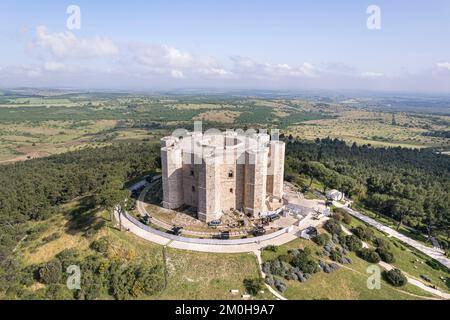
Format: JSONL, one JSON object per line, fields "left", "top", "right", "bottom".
{"left": 160, "top": 131, "right": 285, "bottom": 223}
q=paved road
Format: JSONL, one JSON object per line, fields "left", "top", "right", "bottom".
{"left": 334, "top": 202, "right": 450, "bottom": 269}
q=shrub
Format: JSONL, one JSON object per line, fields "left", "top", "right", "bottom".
{"left": 352, "top": 226, "right": 375, "bottom": 241}
{"left": 56, "top": 248, "right": 80, "bottom": 269}
{"left": 329, "top": 249, "right": 343, "bottom": 262}
{"left": 274, "top": 279, "right": 287, "bottom": 293}
{"left": 244, "top": 278, "right": 264, "bottom": 295}
{"left": 342, "top": 213, "right": 352, "bottom": 225}
{"left": 373, "top": 237, "right": 391, "bottom": 250}
{"left": 135, "top": 265, "right": 165, "bottom": 295}
{"left": 39, "top": 259, "right": 63, "bottom": 285}
{"left": 384, "top": 269, "right": 407, "bottom": 287}
{"left": 291, "top": 251, "right": 320, "bottom": 274}
{"left": 324, "top": 219, "right": 342, "bottom": 235}
{"left": 426, "top": 259, "right": 450, "bottom": 273}
{"left": 376, "top": 247, "right": 395, "bottom": 263}
{"left": 264, "top": 245, "right": 278, "bottom": 252}
{"left": 45, "top": 284, "right": 74, "bottom": 300}
{"left": 312, "top": 233, "right": 330, "bottom": 246}
{"left": 265, "top": 275, "right": 275, "bottom": 286}
{"left": 90, "top": 237, "right": 109, "bottom": 253}
{"left": 357, "top": 249, "right": 381, "bottom": 263}
{"left": 343, "top": 235, "right": 363, "bottom": 252}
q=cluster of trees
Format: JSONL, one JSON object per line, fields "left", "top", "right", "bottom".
{"left": 22, "top": 247, "right": 165, "bottom": 300}
{"left": 285, "top": 138, "right": 450, "bottom": 243}
{"left": 0, "top": 143, "right": 161, "bottom": 298}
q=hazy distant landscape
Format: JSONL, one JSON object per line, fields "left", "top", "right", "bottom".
{"left": 0, "top": 89, "right": 449, "bottom": 164}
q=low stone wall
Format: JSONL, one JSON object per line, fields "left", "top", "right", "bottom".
{"left": 124, "top": 211, "right": 292, "bottom": 246}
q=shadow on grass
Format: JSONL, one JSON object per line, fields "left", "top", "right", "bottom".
{"left": 64, "top": 196, "right": 106, "bottom": 236}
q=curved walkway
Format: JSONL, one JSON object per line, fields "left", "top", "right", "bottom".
{"left": 334, "top": 202, "right": 450, "bottom": 269}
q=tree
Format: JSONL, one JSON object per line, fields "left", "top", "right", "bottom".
{"left": 376, "top": 247, "right": 395, "bottom": 263}
{"left": 357, "top": 249, "right": 381, "bottom": 263}
{"left": 243, "top": 278, "right": 264, "bottom": 296}
{"left": 95, "top": 178, "right": 130, "bottom": 231}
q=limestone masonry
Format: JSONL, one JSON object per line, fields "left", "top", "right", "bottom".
{"left": 161, "top": 131, "right": 285, "bottom": 222}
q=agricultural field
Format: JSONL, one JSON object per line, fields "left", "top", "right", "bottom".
{"left": 0, "top": 91, "right": 449, "bottom": 164}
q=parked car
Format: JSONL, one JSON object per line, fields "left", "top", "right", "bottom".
{"left": 171, "top": 226, "right": 183, "bottom": 236}
{"left": 208, "top": 220, "right": 222, "bottom": 227}
{"left": 268, "top": 214, "right": 280, "bottom": 222}
{"left": 253, "top": 227, "right": 266, "bottom": 236}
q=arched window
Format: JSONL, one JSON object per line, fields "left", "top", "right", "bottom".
{"left": 228, "top": 170, "right": 234, "bottom": 178}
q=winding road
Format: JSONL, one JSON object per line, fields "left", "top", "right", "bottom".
{"left": 334, "top": 202, "right": 450, "bottom": 269}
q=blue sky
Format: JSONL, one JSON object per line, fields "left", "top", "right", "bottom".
{"left": 1, "top": 0, "right": 450, "bottom": 92}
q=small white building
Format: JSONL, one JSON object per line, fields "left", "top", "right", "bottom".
{"left": 326, "top": 189, "right": 344, "bottom": 201}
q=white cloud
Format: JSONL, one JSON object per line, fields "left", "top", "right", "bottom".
{"left": 34, "top": 26, "right": 119, "bottom": 59}
{"left": 361, "top": 71, "right": 384, "bottom": 78}
{"left": 133, "top": 44, "right": 227, "bottom": 79}
{"left": 436, "top": 62, "right": 450, "bottom": 71}
{"left": 229, "top": 56, "right": 317, "bottom": 79}
{"left": 170, "top": 69, "right": 185, "bottom": 79}
{"left": 44, "top": 61, "right": 66, "bottom": 72}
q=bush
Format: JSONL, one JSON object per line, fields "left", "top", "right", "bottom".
{"left": 329, "top": 249, "right": 343, "bottom": 262}
{"left": 376, "top": 247, "right": 395, "bottom": 263}
{"left": 38, "top": 259, "right": 63, "bottom": 285}
{"left": 352, "top": 226, "right": 375, "bottom": 241}
{"left": 357, "top": 249, "right": 381, "bottom": 263}
{"left": 343, "top": 235, "right": 363, "bottom": 252}
{"left": 312, "top": 233, "right": 330, "bottom": 246}
{"left": 264, "top": 245, "right": 278, "bottom": 252}
{"left": 342, "top": 213, "right": 352, "bottom": 225}
{"left": 384, "top": 269, "right": 407, "bottom": 287}
{"left": 324, "top": 219, "right": 342, "bottom": 235}
{"left": 90, "top": 237, "right": 109, "bottom": 253}
{"left": 135, "top": 265, "right": 165, "bottom": 296}
{"left": 291, "top": 251, "right": 320, "bottom": 274}
{"left": 45, "top": 284, "right": 74, "bottom": 300}
{"left": 373, "top": 238, "right": 391, "bottom": 250}
{"left": 274, "top": 279, "right": 287, "bottom": 293}
{"left": 425, "top": 259, "right": 450, "bottom": 273}
{"left": 244, "top": 278, "right": 264, "bottom": 296}
{"left": 265, "top": 275, "right": 275, "bottom": 286}
{"left": 56, "top": 248, "right": 80, "bottom": 269}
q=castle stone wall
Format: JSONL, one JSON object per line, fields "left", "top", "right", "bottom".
{"left": 161, "top": 132, "right": 285, "bottom": 222}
